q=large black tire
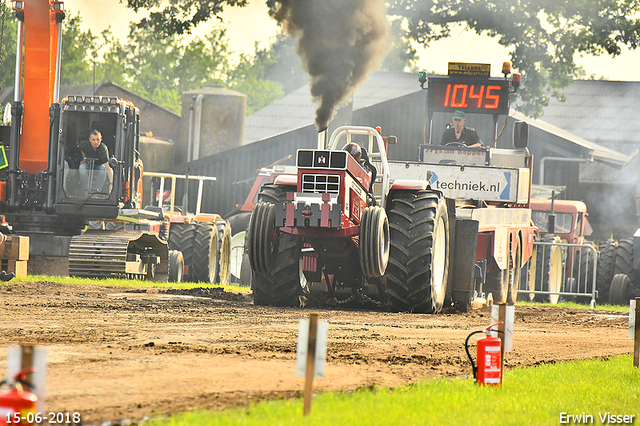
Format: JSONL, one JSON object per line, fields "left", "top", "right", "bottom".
{"left": 609, "top": 273, "right": 631, "bottom": 305}
{"left": 192, "top": 222, "right": 219, "bottom": 283}
{"left": 249, "top": 184, "right": 307, "bottom": 307}
{"left": 359, "top": 206, "right": 390, "bottom": 278}
{"left": 385, "top": 190, "right": 449, "bottom": 313}
{"left": 596, "top": 239, "right": 617, "bottom": 303}
{"left": 572, "top": 244, "right": 596, "bottom": 295}
{"left": 214, "top": 218, "right": 232, "bottom": 286}
{"left": 614, "top": 239, "right": 638, "bottom": 281}
{"left": 507, "top": 239, "right": 522, "bottom": 305}
{"left": 168, "top": 222, "right": 197, "bottom": 282}
{"left": 534, "top": 234, "right": 563, "bottom": 303}
{"left": 226, "top": 211, "right": 252, "bottom": 236}
{"left": 247, "top": 202, "right": 277, "bottom": 274}
{"left": 485, "top": 267, "right": 508, "bottom": 304}
{"left": 252, "top": 235, "right": 307, "bottom": 307}
{"left": 168, "top": 250, "right": 184, "bottom": 283}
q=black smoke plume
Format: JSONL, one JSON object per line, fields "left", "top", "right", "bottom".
{"left": 272, "top": 0, "right": 388, "bottom": 130}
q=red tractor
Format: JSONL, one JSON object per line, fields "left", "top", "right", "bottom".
{"left": 247, "top": 126, "right": 459, "bottom": 312}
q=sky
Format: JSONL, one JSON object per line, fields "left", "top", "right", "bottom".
{"left": 64, "top": 0, "right": 640, "bottom": 82}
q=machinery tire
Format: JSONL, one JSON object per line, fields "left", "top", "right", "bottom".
{"left": 573, "top": 245, "right": 596, "bottom": 295}
{"left": 485, "top": 263, "right": 508, "bottom": 304}
{"left": 517, "top": 233, "right": 538, "bottom": 302}
{"left": 608, "top": 273, "right": 631, "bottom": 305}
{"left": 192, "top": 222, "right": 219, "bottom": 283}
{"left": 168, "top": 222, "right": 197, "bottom": 282}
{"left": 214, "top": 218, "right": 232, "bottom": 286}
{"left": 596, "top": 239, "right": 617, "bottom": 303}
{"left": 359, "top": 206, "right": 390, "bottom": 278}
{"left": 384, "top": 190, "right": 449, "bottom": 313}
{"left": 507, "top": 238, "right": 522, "bottom": 305}
{"left": 247, "top": 202, "right": 277, "bottom": 274}
{"left": 226, "top": 211, "right": 252, "bottom": 236}
{"left": 256, "top": 184, "right": 284, "bottom": 204}
{"left": 168, "top": 250, "right": 184, "bottom": 283}
{"left": 252, "top": 235, "right": 307, "bottom": 307}
{"left": 614, "top": 238, "right": 637, "bottom": 278}
{"left": 534, "top": 234, "right": 563, "bottom": 303}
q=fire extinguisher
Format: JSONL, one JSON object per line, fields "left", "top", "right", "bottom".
{"left": 0, "top": 369, "right": 37, "bottom": 425}
{"left": 465, "top": 322, "right": 503, "bottom": 386}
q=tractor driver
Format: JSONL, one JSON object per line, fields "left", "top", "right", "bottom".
{"left": 343, "top": 142, "right": 377, "bottom": 205}
{"left": 79, "top": 130, "right": 113, "bottom": 193}
{"left": 441, "top": 110, "right": 483, "bottom": 148}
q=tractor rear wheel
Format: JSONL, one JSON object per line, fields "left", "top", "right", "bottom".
{"left": 385, "top": 190, "right": 449, "bottom": 313}
{"left": 359, "top": 206, "right": 390, "bottom": 278}
{"left": 168, "top": 250, "right": 184, "bottom": 283}
{"left": 168, "top": 222, "right": 197, "bottom": 282}
{"left": 214, "top": 218, "right": 232, "bottom": 286}
{"left": 192, "top": 222, "right": 219, "bottom": 283}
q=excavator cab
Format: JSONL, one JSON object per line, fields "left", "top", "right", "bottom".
{"left": 54, "top": 95, "right": 142, "bottom": 219}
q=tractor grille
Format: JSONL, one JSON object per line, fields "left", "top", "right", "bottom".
{"left": 301, "top": 174, "right": 340, "bottom": 194}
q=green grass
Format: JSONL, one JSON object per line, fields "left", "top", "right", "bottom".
{"left": 5, "top": 274, "right": 251, "bottom": 293}
{"left": 144, "top": 356, "right": 640, "bottom": 426}
{"left": 516, "top": 300, "right": 630, "bottom": 313}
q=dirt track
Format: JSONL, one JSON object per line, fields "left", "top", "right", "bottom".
{"left": 0, "top": 281, "right": 632, "bottom": 424}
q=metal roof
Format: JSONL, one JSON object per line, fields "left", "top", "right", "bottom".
{"left": 244, "top": 71, "right": 420, "bottom": 144}
{"left": 542, "top": 79, "right": 640, "bottom": 145}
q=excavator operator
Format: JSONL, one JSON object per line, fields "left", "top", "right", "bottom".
{"left": 79, "top": 130, "right": 113, "bottom": 193}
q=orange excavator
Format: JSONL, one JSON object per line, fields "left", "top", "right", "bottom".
{"left": 0, "top": 0, "right": 231, "bottom": 283}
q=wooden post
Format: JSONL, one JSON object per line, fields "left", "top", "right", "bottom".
{"left": 20, "top": 344, "right": 34, "bottom": 391}
{"left": 303, "top": 313, "right": 318, "bottom": 416}
{"left": 634, "top": 298, "right": 640, "bottom": 368}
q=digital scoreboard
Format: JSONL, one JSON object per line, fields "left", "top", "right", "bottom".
{"left": 428, "top": 76, "right": 510, "bottom": 115}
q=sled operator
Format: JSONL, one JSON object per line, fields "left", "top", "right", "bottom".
{"left": 440, "top": 110, "right": 483, "bottom": 148}
{"left": 79, "top": 129, "right": 113, "bottom": 192}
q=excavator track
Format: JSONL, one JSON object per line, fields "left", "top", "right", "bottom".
{"left": 69, "top": 229, "right": 168, "bottom": 280}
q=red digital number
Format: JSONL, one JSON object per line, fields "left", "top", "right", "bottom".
{"left": 468, "top": 85, "right": 485, "bottom": 108}
{"left": 450, "top": 84, "right": 468, "bottom": 108}
{"left": 484, "top": 85, "right": 501, "bottom": 109}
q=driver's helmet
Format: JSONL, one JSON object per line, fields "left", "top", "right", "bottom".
{"left": 343, "top": 142, "right": 361, "bottom": 161}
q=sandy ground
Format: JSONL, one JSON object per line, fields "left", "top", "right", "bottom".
{"left": 0, "top": 281, "right": 632, "bottom": 424}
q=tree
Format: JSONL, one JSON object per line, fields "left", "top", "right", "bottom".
{"left": 387, "top": 0, "right": 640, "bottom": 117}
{"left": 124, "top": 0, "right": 247, "bottom": 36}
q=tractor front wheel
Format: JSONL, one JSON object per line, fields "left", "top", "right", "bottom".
{"left": 359, "top": 206, "right": 390, "bottom": 278}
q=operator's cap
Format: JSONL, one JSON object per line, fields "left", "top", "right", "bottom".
{"left": 452, "top": 110, "right": 465, "bottom": 119}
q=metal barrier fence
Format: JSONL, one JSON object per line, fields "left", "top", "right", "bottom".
{"left": 518, "top": 241, "right": 598, "bottom": 308}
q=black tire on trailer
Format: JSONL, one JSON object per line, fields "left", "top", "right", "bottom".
{"left": 608, "top": 273, "right": 631, "bottom": 305}
{"left": 517, "top": 232, "right": 539, "bottom": 302}
{"left": 168, "top": 250, "right": 184, "bottom": 283}
{"left": 485, "top": 262, "right": 508, "bottom": 304}
{"left": 359, "top": 206, "right": 390, "bottom": 278}
{"left": 534, "top": 234, "right": 562, "bottom": 303}
{"left": 192, "top": 222, "right": 219, "bottom": 283}
{"left": 596, "top": 239, "right": 617, "bottom": 303}
{"left": 385, "top": 190, "right": 449, "bottom": 313}
{"left": 168, "top": 222, "right": 197, "bottom": 282}
{"left": 214, "top": 218, "right": 232, "bottom": 286}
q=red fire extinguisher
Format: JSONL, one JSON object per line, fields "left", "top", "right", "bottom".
{"left": 0, "top": 369, "right": 37, "bottom": 425}
{"left": 465, "top": 322, "right": 503, "bottom": 386}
